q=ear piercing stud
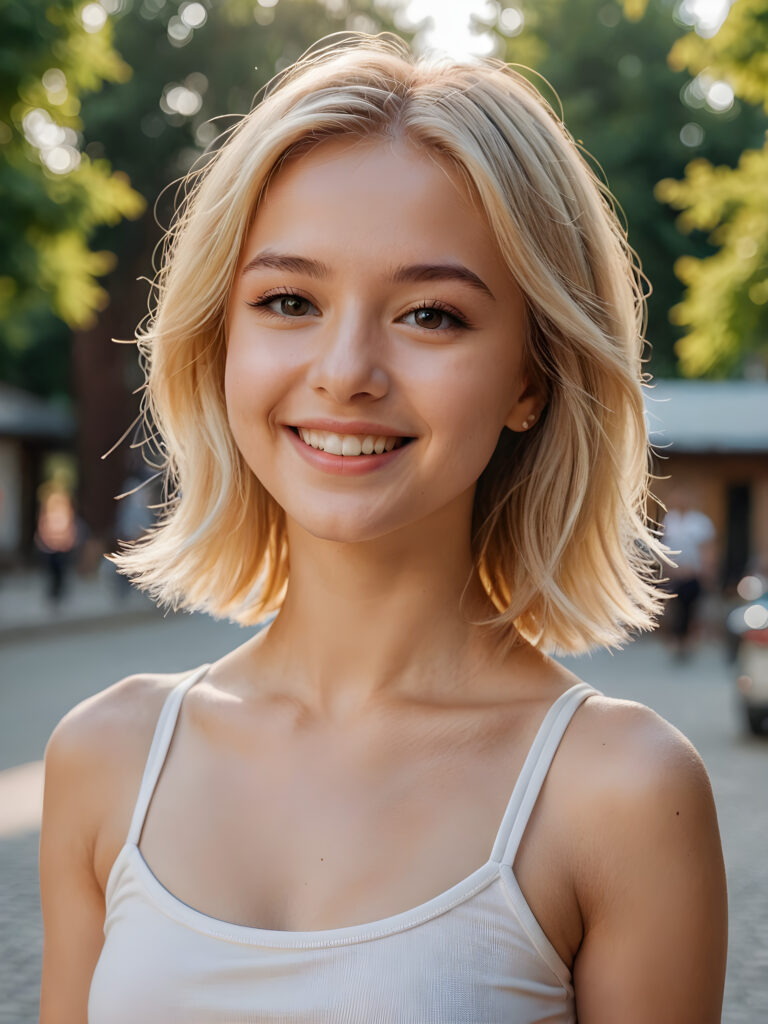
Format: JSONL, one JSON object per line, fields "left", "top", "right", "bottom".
{"left": 521, "top": 413, "right": 536, "bottom": 430}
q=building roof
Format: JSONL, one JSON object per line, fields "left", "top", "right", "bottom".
{"left": 645, "top": 379, "right": 768, "bottom": 453}
{"left": 0, "top": 384, "right": 75, "bottom": 441}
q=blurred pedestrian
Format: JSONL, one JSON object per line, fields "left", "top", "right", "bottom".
{"left": 34, "top": 486, "right": 78, "bottom": 604}
{"left": 662, "top": 487, "right": 716, "bottom": 658}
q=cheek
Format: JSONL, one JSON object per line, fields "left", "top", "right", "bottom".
{"left": 224, "top": 344, "right": 257, "bottom": 440}
{"left": 224, "top": 327, "right": 294, "bottom": 437}
{"left": 223, "top": 347, "right": 289, "bottom": 496}
{"left": 223, "top": 355, "right": 278, "bottom": 485}
{"left": 422, "top": 346, "right": 521, "bottom": 460}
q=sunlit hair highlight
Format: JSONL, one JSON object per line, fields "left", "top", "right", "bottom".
{"left": 113, "top": 32, "right": 665, "bottom": 653}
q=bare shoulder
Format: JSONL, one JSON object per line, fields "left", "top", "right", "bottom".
{"left": 516, "top": 649, "right": 719, "bottom": 863}
{"left": 563, "top": 689, "right": 714, "bottom": 813}
{"left": 45, "top": 669, "right": 188, "bottom": 777}
{"left": 43, "top": 669, "right": 197, "bottom": 884}
{"left": 542, "top": 689, "right": 727, "bottom": 1021}
{"left": 554, "top": 687, "right": 724, "bottom": 920}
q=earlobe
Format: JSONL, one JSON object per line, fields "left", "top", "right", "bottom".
{"left": 505, "top": 389, "right": 545, "bottom": 433}
{"left": 506, "top": 410, "right": 538, "bottom": 433}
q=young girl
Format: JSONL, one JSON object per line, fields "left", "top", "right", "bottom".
{"left": 39, "top": 34, "right": 727, "bottom": 1023}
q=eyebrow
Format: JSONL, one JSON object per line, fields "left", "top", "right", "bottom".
{"left": 241, "top": 251, "right": 329, "bottom": 278}
{"left": 391, "top": 263, "right": 495, "bottom": 300}
{"left": 241, "top": 249, "right": 495, "bottom": 300}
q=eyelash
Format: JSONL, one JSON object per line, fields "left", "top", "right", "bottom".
{"left": 407, "top": 299, "right": 473, "bottom": 331}
{"left": 245, "top": 289, "right": 473, "bottom": 331}
{"left": 245, "top": 289, "right": 315, "bottom": 317}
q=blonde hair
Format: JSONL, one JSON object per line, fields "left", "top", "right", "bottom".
{"left": 115, "top": 33, "right": 664, "bottom": 653}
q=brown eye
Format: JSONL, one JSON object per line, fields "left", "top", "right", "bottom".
{"left": 278, "top": 295, "right": 311, "bottom": 316}
{"left": 413, "top": 308, "right": 445, "bottom": 329}
{"left": 401, "top": 304, "right": 466, "bottom": 332}
{"left": 250, "top": 292, "right": 320, "bottom": 318}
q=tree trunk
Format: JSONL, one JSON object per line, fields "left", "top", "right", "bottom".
{"left": 71, "top": 307, "right": 138, "bottom": 558}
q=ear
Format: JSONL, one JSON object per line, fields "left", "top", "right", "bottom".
{"left": 504, "top": 380, "right": 547, "bottom": 434}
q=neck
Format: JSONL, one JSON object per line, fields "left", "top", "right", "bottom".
{"left": 259, "top": 506, "right": 502, "bottom": 717}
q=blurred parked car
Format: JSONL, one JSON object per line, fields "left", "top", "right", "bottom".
{"left": 727, "top": 575, "right": 768, "bottom": 736}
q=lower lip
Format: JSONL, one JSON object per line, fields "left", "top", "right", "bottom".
{"left": 284, "top": 427, "right": 412, "bottom": 476}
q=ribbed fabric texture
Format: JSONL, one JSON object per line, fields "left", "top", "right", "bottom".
{"left": 89, "top": 666, "right": 596, "bottom": 1024}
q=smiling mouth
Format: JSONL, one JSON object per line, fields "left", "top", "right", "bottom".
{"left": 289, "top": 427, "right": 414, "bottom": 457}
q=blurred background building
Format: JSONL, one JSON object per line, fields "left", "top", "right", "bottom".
{"left": 648, "top": 379, "right": 768, "bottom": 589}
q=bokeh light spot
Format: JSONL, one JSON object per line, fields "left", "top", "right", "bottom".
{"left": 42, "top": 146, "right": 81, "bottom": 175}
{"left": 598, "top": 4, "right": 621, "bottom": 27}
{"left": 706, "top": 80, "right": 734, "bottom": 112}
{"left": 680, "top": 122, "right": 704, "bottom": 147}
{"left": 736, "top": 237, "right": 757, "bottom": 261}
{"left": 618, "top": 54, "right": 642, "bottom": 78}
{"left": 162, "top": 84, "right": 203, "bottom": 117}
{"left": 81, "top": 2, "right": 108, "bottom": 32}
{"left": 167, "top": 15, "right": 192, "bottom": 43}
{"left": 180, "top": 2, "right": 207, "bottom": 28}
{"left": 738, "top": 575, "right": 765, "bottom": 601}
{"left": 140, "top": 114, "right": 164, "bottom": 138}
{"left": 677, "top": 0, "right": 733, "bottom": 38}
{"left": 42, "top": 69, "right": 67, "bottom": 93}
{"left": 499, "top": 7, "right": 524, "bottom": 36}
{"left": 195, "top": 122, "right": 218, "bottom": 147}
{"left": 744, "top": 604, "right": 768, "bottom": 630}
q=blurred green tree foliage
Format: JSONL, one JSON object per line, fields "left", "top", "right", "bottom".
{"left": 0, "top": 0, "right": 145, "bottom": 388}
{"left": 81, "top": 0, "right": 404, "bottom": 211}
{"left": 487, "top": 0, "right": 767, "bottom": 376}
{"left": 655, "top": 0, "right": 768, "bottom": 376}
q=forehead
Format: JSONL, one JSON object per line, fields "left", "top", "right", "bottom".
{"left": 241, "top": 136, "right": 505, "bottom": 277}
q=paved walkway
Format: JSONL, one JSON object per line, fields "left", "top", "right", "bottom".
{"left": 0, "top": 833, "right": 41, "bottom": 1023}
{"left": 0, "top": 564, "right": 160, "bottom": 640}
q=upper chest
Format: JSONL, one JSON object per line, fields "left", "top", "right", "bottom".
{"left": 95, "top": 685, "right": 585, "bottom": 960}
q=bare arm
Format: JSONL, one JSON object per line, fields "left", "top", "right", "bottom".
{"left": 573, "top": 704, "right": 727, "bottom": 1024}
{"left": 38, "top": 674, "right": 168, "bottom": 1023}
{"left": 39, "top": 709, "right": 107, "bottom": 1023}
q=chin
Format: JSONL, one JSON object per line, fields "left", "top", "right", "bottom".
{"left": 300, "top": 520, "right": 391, "bottom": 546}
{"left": 288, "top": 507, "right": 409, "bottom": 546}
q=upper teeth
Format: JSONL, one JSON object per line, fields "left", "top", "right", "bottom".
{"left": 297, "top": 429, "right": 401, "bottom": 456}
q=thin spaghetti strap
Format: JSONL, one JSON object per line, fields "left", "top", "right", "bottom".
{"left": 491, "top": 682, "right": 598, "bottom": 867}
{"left": 126, "top": 664, "right": 210, "bottom": 846}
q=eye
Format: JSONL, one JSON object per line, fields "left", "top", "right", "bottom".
{"left": 271, "top": 295, "right": 314, "bottom": 317}
{"left": 400, "top": 302, "right": 470, "bottom": 332}
{"left": 247, "top": 291, "right": 320, "bottom": 318}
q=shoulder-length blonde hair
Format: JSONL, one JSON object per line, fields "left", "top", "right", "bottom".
{"left": 114, "top": 33, "right": 664, "bottom": 653}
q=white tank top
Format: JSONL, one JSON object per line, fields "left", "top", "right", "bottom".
{"left": 89, "top": 666, "right": 597, "bottom": 1023}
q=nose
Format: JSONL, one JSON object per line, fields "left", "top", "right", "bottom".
{"left": 306, "top": 308, "right": 389, "bottom": 404}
